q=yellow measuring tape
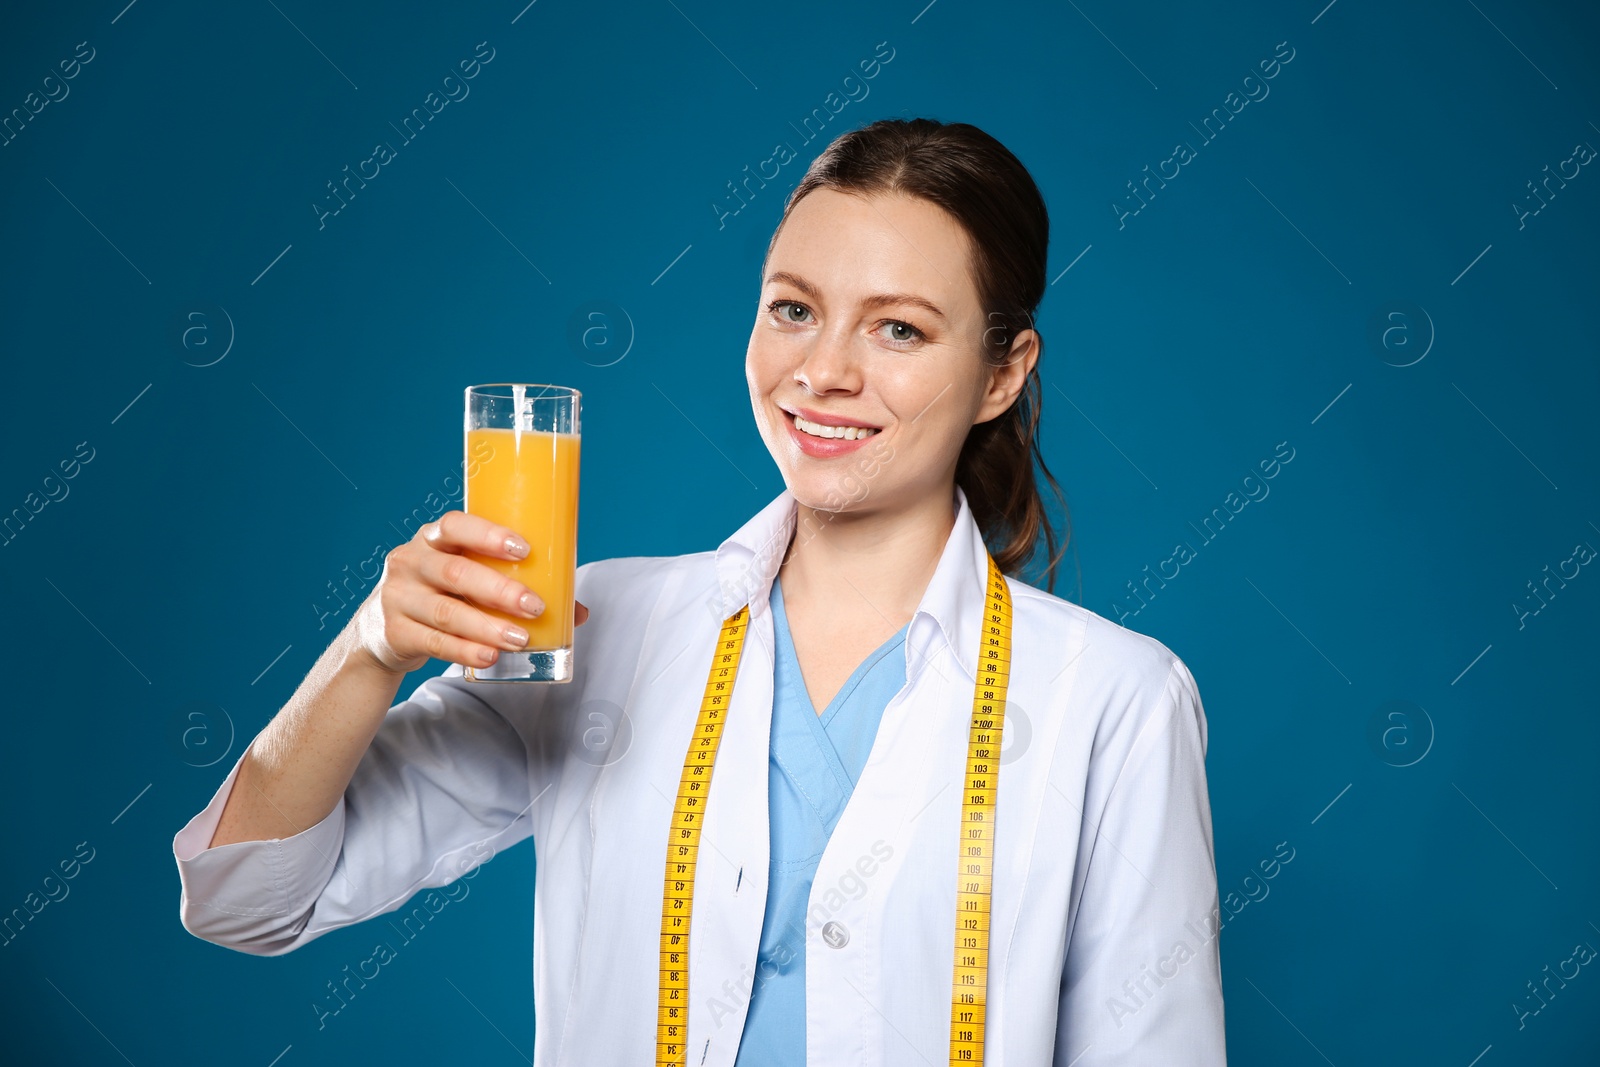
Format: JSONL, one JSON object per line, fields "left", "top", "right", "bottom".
{"left": 657, "top": 554, "right": 1013, "bottom": 1066}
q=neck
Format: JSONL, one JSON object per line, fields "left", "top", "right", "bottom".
{"left": 777, "top": 482, "right": 959, "bottom": 627}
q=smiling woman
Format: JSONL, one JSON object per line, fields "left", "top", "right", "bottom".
{"left": 751, "top": 120, "right": 1068, "bottom": 596}
{"left": 174, "top": 117, "right": 1225, "bottom": 1067}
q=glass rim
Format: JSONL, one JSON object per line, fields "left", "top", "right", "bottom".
{"left": 465, "top": 383, "right": 581, "bottom": 400}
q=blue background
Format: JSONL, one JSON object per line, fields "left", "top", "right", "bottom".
{"left": 2, "top": 0, "right": 1597, "bottom": 1063}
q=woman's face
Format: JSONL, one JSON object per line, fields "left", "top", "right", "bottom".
{"left": 746, "top": 188, "right": 1036, "bottom": 518}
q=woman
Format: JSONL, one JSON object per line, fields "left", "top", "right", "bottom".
{"left": 174, "top": 118, "right": 1226, "bottom": 1065}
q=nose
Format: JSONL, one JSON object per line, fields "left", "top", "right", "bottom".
{"left": 793, "top": 330, "right": 862, "bottom": 395}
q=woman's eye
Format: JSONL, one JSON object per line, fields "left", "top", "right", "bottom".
{"left": 877, "top": 320, "right": 923, "bottom": 344}
{"left": 768, "top": 300, "right": 811, "bottom": 324}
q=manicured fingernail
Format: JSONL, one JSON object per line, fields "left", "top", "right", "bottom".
{"left": 503, "top": 624, "right": 529, "bottom": 648}
{"left": 505, "top": 536, "right": 529, "bottom": 558}
{"left": 520, "top": 593, "right": 544, "bottom": 616}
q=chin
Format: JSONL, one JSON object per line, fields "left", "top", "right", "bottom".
{"left": 778, "top": 470, "right": 844, "bottom": 511}
{"left": 764, "top": 420, "right": 911, "bottom": 514}
{"left": 787, "top": 467, "right": 901, "bottom": 516}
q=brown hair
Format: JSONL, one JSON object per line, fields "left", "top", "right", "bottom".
{"left": 765, "top": 117, "right": 1074, "bottom": 596}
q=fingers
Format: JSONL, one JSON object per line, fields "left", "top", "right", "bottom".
{"left": 414, "top": 541, "right": 545, "bottom": 620}
{"left": 387, "top": 611, "right": 512, "bottom": 669}
{"left": 364, "top": 511, "right": 588, "bottom": 672}
{"left": 575, "top": 600, "right": 590, "bottom": 626}
{"left": 422, "top": 509, "right": 532, "bottom": 561}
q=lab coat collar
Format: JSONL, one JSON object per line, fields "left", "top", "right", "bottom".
{"left": 710, "top": 483, "right": 990, "bottom": 685}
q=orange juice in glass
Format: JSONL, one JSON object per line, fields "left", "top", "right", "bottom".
{"left": 462, "top": 384, "right": 581, "bottom": 682}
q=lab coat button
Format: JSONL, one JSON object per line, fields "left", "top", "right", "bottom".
{"left": 821, "top": 921, "right": 849, "bottom": 948}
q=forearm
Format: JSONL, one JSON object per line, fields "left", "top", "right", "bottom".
{"left": 208, "top": 621, "right": 407, "bottom": 848}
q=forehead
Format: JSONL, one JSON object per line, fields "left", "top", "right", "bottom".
{"left": 767, "top": 188, "right": 977, "bottom": 311}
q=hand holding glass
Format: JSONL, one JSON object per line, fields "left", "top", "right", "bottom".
{"left": 462, "top": 384, "right": 582, "bottom": 682}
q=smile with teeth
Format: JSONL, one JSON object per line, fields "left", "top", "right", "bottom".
{"left": 792, "top": 413, "right": 881, "bottom": 440}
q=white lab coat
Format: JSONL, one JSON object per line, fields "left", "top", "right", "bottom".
{"left": 173, "top": 484, "right": 1226, "bottom": 1065}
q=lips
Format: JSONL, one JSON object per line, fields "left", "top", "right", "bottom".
{"left": 781, "top": 405, "right": 882, "bottom": 457}
{"left": 781, "top": 405, "right": 882, "bottom": 431}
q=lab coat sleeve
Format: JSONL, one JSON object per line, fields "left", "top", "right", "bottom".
{"left": 172, "top": 663, "right": 541, "bottom": 956}
{"left": 1054, "top": 655, "right": 1226, "bottom": 1065}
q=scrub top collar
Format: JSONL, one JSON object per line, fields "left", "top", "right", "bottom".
{"left": 709, "top": 483, "right": 990, "bottom": 688}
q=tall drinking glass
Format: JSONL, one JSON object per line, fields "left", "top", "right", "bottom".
{"left": 462, "top": 384, "right": 582, "bottom": 682}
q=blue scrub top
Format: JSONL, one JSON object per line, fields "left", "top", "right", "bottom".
{"left": 733, "top": 577, "right": 910, "bottom": 1065}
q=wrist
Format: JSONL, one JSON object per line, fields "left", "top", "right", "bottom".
{"left": 338, "top": 621, "right": 416, "bottom": 683}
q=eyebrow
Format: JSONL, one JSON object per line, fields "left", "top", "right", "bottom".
{"left": 765, "top": 270, "right": 947, "bottom": 321}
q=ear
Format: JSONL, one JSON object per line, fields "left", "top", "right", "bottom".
{"left": 974, "top": 327, "right": 1040, "bottom": 425}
